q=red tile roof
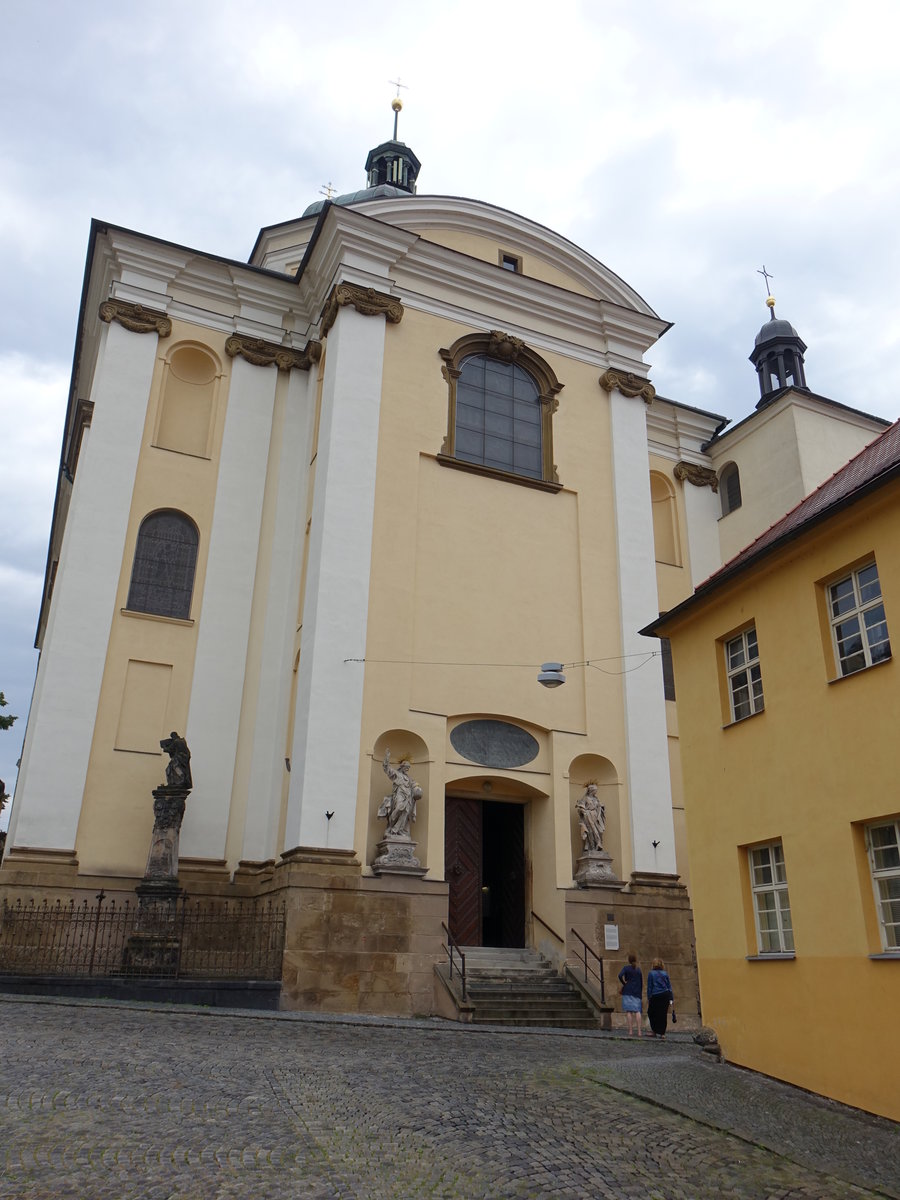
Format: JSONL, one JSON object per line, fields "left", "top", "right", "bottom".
{"left": 709, "top": 419, "right": 900, "bottom": 583}
{"left": 644, "top": 419, "right": 900, "bottom": 635}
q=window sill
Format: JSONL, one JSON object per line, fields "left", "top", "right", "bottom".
{"left": 827, "top": 655, "right": 892, "bottom": 685}
{"left": 436, "top": 453, "right": 562, "bottom": 493}
{"left": 120, "top": 609, "right": 194, "bottom": 627}
{"left": 868, "top": 953, "right": 900, "bottom": 961}
{"left": 723, "top": 708, "right": 765, "bottom": 731}
{"left": 745, "top": 952, "right": 795, "bottom": 961}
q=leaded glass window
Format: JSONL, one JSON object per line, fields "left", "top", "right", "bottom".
{"left": 454, "top": 354, "right": 543, "bottom": 480}
{"left": 127, "top": 510, "right": 198, "bottom": 619}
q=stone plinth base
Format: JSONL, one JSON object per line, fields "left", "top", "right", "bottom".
{"left": 122, "top": 933, "right": 181, "bottom": 975}
{"left": 574, "top": 849, "right": 621, "bottom": 888}
{"left": 371, "top": 835, "right": 427, "bottom": 877}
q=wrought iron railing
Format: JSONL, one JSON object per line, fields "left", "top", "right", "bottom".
{"left": 441, "top": 920, "right": 467, "bottom": 1000}
{"left": 569, "top": 927, "right": 605, "bottom": 1004}
{"left": 0, "top": 894, "right": 286, "bottom": 981}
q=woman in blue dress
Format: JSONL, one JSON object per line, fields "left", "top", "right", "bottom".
{"left": 646, "top": 957, "right": 674, "bottom": 1039}
{"left": 617, "top": 953, "right": 643, "bottom": 1037}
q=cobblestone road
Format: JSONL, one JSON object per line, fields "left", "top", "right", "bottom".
{"left": 0, "top": 997, "right": 896, "bottom": 1199}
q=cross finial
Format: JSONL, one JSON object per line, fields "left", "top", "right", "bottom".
{"left": 319, "top": 181, "right": 336, "bottom": 200}
{"left": 388, "top": 76, "right": 409, "bottom": 139}
{"left": 757, "top": 265, "right": 774, "bottom": 297}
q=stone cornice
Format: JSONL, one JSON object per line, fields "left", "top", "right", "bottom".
{"left": 98, "top": 299, "right": 171, "bottom": 337}
{"left": 599, "top": 368, "right": 656, "bottom": 404}
{"left": 674, "top": 461, "right": 719, "bottom": 491}
{"left": 320, "top": 282, "right": 404, "bottom": 336}
{"left": 225, "top": 333, "right": 322, "bottom": 372}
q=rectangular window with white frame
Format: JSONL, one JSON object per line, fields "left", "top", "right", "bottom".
{"left": 725, "top": 626, "right": 764, "bottom": 722}
{"left": 749, "top": 841, "right": 794, "bottom": 953}
{"left": 867, "top": 819, "right": 900, "bottom": 951}
{"left": 828, "top": 561, "right": 891, "bottom": 677}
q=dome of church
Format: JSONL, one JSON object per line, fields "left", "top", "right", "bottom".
{"left": 302, "top": 183, "right": 411, "bottom": 218}
{"left": 754, "top": 316, "right": 801, "bottom": 346}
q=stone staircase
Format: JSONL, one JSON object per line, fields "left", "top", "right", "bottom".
{"left": 460, "top": 946, "right": 602, "bottom": 1029}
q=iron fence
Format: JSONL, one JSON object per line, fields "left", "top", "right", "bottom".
{"left": 0, "top": 894, "right": 286, "bottom": 980}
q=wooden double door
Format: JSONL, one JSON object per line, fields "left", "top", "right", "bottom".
{"left": 445, "top": 796, "right": 525, "bottom": 947}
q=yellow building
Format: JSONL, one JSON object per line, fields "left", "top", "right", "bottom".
{"left": 647, "top": 420, "right": 900, "bottom": 1120}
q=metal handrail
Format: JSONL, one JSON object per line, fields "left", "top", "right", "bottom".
{"left": 530, "top": 910, "right": 565, "bottom": 947}
{"left": 441, "top": 921, "right": 466, "bottom": 1000}
{"left": 569, "top": 928, "right": 605, "bottom": 1004}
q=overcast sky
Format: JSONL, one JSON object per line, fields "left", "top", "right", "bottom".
{"left": 3, "top": 0, "right": 900, "bottom": 813}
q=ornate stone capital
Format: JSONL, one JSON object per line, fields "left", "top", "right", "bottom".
{"left": 674, "top": 461, "right": 719, "bottom": 491}
{"left": 99, "top": 300, "right": 172, "bottom": 337}
{"left": 321, "top": 283, "right": 404, "bottom": 335}
{"left": 599, "top": 369, "right": 655, "bottom": 404}
{"left": 225, "top": 334, "right": 322, "bottom": 372}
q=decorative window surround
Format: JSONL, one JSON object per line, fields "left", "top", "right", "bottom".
{"left": 439, "top": 330, "right": 562, "bottom": 489}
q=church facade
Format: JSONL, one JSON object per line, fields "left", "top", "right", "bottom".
{"left": 4, "top": 131, "right": 886, "bottom": 1017}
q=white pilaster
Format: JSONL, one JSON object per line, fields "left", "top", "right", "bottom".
{"left": 286, "top": 304, "right": 386, "bottom": 851}
{"left": 239, "top": 367, "right": 315, "bottom": 863}
{"left": 10, "top": 322, "right": 158, "bottom": 851}
{"left": 682, "top": 476, "right": 723, "bottom": 588}
{"left": 608, "top": 387, "right": 678, "bottom": 875}
{"left": 181, "top": 356, "right": 277, "bottom": 860}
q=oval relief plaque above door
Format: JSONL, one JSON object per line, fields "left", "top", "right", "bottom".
{"left": 450, "top": 720, "right": 539, "bottom": 769}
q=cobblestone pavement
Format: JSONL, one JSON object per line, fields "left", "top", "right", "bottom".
{"left": 0, "top": 998, "right": 896, "bottom": 1199}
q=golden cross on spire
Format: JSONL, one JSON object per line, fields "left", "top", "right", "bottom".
{"left": 757, "top": 264, "right": 774, "bottom": 297}
{"left": 319, "top": 181, "right": 336, "bottom": 200}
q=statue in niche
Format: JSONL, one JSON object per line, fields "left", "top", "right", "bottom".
{"left": 576, "top": 783, "right": 606, "bottom": 852}
{"left": 160, "top": 732, "right": 192, "bottom": 791}
{"left": 378, "top": 750, "right": 422, "bottom": 838}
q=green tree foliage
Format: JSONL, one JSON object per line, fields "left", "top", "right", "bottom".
{"left": 0, "top": 691, "right": 17, "bottom": 732}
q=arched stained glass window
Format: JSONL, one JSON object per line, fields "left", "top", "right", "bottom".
{"left": 126, "top": 510, "right": 199, "bottom": 619}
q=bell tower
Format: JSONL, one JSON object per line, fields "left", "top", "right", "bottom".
{"left": 750, "top": 294, "right": 809, "bottom": 407}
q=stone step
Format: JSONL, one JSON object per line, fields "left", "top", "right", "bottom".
{"left": 449, "top": 945, "right": 600, "bottom": 1030}
{"left": 472, "top": 1014, "right": 600, "bottom": 1028}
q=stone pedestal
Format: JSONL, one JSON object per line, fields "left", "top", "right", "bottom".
{"left": 372, "top": 834, "right": 427, "bottom": 877}
{"left": 124, "top": 785, "right": 189, "bottom": 974}
{"left": 574, "top": 849, "right": 621, "bottom": 888}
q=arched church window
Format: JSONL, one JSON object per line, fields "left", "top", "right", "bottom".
{"left": 126, "top": 510, "right": 199, "bottom": 619}
{"left": 720, "top": 463, "right": 742, "bottom": 516}
{"left": 438, "top": 332, "right": 563, "bottom": 490}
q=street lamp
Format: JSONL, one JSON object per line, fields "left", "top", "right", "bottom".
{"left": 537, "top": 662, "right": 566, "bottom": 688}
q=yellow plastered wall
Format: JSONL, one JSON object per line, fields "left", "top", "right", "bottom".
{"left": 413, "top": 228, "right": 596, "bottom": 297}
{"left": 75, "top": 324, "right": 232, "bottom": 876}
{"left": 664, "top": 482, "right": 900, "bottom": 1120}
{"left": 357, "top": 306, "right": 631, "bottom": 940}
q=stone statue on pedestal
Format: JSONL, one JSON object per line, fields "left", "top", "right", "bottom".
{"left": 574, "top": 783, "right": 620, "bottom": 888}
{"left": 160, "top": 731, "right": 192, "bottom": 790}
{"left": 576, "top": 783, "right": 605, "bottom": 852}
{"left": 372, "top": 751, "right": 426, "bottom": 877}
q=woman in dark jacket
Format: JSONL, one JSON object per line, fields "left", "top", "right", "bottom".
{"left": 617, "top": 953, "right": 643, "bottom": 1037}
{"left": 646, "top": 957, "right": 674, "bottom": 1039}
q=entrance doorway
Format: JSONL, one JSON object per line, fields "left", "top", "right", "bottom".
{"left": 445, "top": 797, "right": 525, "bottom": 948}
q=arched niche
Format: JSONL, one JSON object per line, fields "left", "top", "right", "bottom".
{"left": 649, "top": 471, "right": 681, "bottom": 566}
{"left": 154, "top": 343, "right": 221, "bottom": 458}
{"left": 368, "top": 730, "right": 431, "bottom": 869}
{"left": 568, "top": 754, "right": 621, "bottom": 879}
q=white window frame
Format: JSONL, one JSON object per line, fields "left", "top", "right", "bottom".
{"left": 725, "top": 626, "right": 764, "bottom": 722}
{"left": 866, "top": 820, "right": 900, "bottom": 952}
{"left": 749, "top": 841, "right": 794, "bottom": 954}
{"left": 828, "top": 561, "right": 891, "bottom": 677}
